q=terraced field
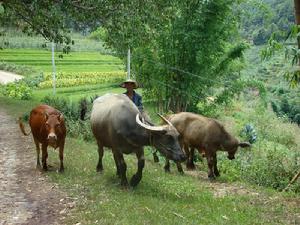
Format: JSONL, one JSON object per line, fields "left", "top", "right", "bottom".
{"left": 0, "top": 49, "right": 123, "bottom": 73}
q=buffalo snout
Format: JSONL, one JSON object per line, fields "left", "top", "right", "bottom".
{"left": 176, "top": 152, "right": 187, "bottom": 162}
{"left": 169, "top": 148, "right": 186, "bottom": 163}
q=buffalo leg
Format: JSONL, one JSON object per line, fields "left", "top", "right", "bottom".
{"left": 96, "top": 141, "right": 104, "bottom": 172}
{"left": 213, "top": 153, "right": 220, "bottom": 177}
{"left": 164, "top": 159, "right": 171, "bottom": 172}
{"left": 41, "top": 144, "right": 48, "bottom": 171}
{"left": 206, "top": 153, "right": 215, "bottom": 180}
{"left": 186, "top": 147, "right": 195, "bottom": 170}
{"left": 58, "top": 142, "right": 64, "bottom": 172}
{"left": 113, "top": 151, "right": 128, "bottom": 186}
{"left": 130, "top": 150, "right": 145, "bottom": 187}
{"left": 113, "top": 153, "right": 121, "bottom": 177}
{"left": 33, "top": 138, "right": 41, "bottom": 168}
{"left": 176, "top": 162, "right": 184, "bottom": 174}
{"left": 153, "top": 152, "right": 159, "bottom": 163}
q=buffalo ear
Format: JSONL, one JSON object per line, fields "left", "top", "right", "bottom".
{"left": 239, "top": 142, "right": 251, "bottom": 148}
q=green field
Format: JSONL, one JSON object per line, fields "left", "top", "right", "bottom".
{"left": 0, "top": 48, "right": 127, "bottom": 100}
{"left": 0, "top": 49, "right": 123, "bottom": 73}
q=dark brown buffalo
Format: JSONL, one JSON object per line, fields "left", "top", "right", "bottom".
{"left": 91, "top": 94, "right": 186, "bottom": 187}
{"left": 160, "top": 112, "right": 251, "bottom": 179}
{"left": 19, "top": 105, "right": 66, "bottom": 172}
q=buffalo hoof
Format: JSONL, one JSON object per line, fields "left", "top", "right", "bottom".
{"left": 153, "top": 154, "right": 159, "bottom": 163}
{"left": 164, "top": 165, "right": 171, "bottom": 173}
{"left": 214, "top": 171, "right": 220, "bottom": 177}
{"left": 120, "top": 179, "right": 129, "bottom": 187}
{"left": 59, "top": 167, "right": 64, "bottom": 173}
{"left": 208, "top": 174, "right": 216, "bottom": 181}
{"left": 42, "top": 165, "right": 48, "bottom": 171}
{"left": 177, "top": 167, "right": 184, "bottom": 174}
{"left": 130, "top": 174, "right": 142, "bottom": 187}
{"left": 96, "top": 166, "right": 103, "bottom": 173}
{"left": 186, "top": 163, "right": 196, "bottom": 171}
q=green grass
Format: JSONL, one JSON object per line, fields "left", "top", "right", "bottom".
{"left": 0, "top": 49, "right": 123, "bottom": 73}
{"left": 44, "top": 138, "right": 295, "bottom": 225}
{"left": 1, "top": 97, "right": 299, "bottom": 225}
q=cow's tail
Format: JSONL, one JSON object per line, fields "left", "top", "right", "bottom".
{"left": 18, "top": 117, "right": 31, "bottom": 136}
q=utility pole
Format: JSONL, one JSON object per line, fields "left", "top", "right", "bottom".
{"left": 127, "top": 48, "right": 130, "bottom": 79}
{"left": 51, "top": 42, "right": 56, "bottom": 95}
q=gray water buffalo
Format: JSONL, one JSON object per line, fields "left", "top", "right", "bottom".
{"left": 91, "top": 94, "right": 186, "bottom": 187}
{"left": 160, "top": 112, "right": 251, "bottom": 179}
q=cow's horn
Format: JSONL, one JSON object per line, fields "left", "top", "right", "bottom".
{"left": 157, "top": 113, "right": 175, "bottom": 128}
{"left": 136, "top": 114, "right": 165, "bottom": 131}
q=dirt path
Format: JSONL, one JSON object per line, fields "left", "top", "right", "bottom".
{"left": 0, "top": 109, "right": 67, "bottom": 225}
{"left": 0, "top": 70, "right": 23, "bottom": 84}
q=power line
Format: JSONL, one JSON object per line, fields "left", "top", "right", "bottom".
{"left": 109, "top": 50, "right": 235, "bottom": 86}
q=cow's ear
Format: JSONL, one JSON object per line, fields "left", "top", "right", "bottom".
{"left": 239, "top": 142, "right": 251, "bottom": 148}
{"left": 58, "top": 113, "right": 64, "bottom": 121}
{"left": 44, "top": 112, "right": 49, "bottom": 120}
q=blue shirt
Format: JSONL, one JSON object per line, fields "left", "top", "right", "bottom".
{"left": 124, "top": 91, "right": 143, "bottom": 111}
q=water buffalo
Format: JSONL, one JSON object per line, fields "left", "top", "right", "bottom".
{"left": 19, "top": 105, "right": 66, "bottom": 172}
{"left": 160, "top": 112, "right": 251, "bottom": 179}
{"left": 91, "top": 94, "right": 186, "bottom": 187}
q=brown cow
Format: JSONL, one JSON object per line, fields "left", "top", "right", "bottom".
{"left": 19, "top": 105, "right": 66, "bottom": 172}
{"left": 160, "top": 112, "right": 251, "bottom": 179}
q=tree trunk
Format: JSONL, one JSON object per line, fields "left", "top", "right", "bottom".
{"left": 295, "top": 0, "right": 300, "bottom": 50}
{"left": 295, "top": 0, "right": 300, "bottom": 25}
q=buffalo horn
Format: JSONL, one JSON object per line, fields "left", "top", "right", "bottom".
{"left": 157, "top": 113, "right": 175, "bottom": 128}
{"left": 136, "top": 114, "right": 165, "bottom": 131}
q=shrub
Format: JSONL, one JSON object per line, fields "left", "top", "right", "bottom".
{"left": 39, "top": 72, "right": 125, "bottom": 88}
{"left": 21, "top": 72, "right": 45, "bottom": 87}
{"left": 1, "top": 82, "right": 32, "bottom": 100}
{"left": 42, "top": 96, "right": 80, "bottom": 120}
{"left": 0, "top": 61, "right": 35, "bottom": 76}
{"left": 219, "top": 101, "right": 300, "bottom": 192}
{"left": 293, "top": 113, "right": 300, "bottom": 125}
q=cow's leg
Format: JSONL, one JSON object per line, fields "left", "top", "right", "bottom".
{"left": 186, "top": 147, "right": 196, "bottom": 170}
{"left": 33, "top": 137, "right": 41, "bottom": 168}
{"left": 164, "top": 159, "right": 171, "bottom": 172}
{"left": 206, "top": 153, "right": 215, "bottom": 180}
{"left": 213, "top": 153, "right": 220, "bottom": 177}
{"left": 41, "top": 144, "right": 48, "bottom": 171}
{"left": 113, "top": 151, "right": 128, "bottom": 186}
{"left": 130, "top": 149, "right": 145, "bottom": 187}
{"left": 96, "top": 141, "right": 104, "bottom": 172}
{"left": 58, "top": 142, "right": 65, "bottom": 172}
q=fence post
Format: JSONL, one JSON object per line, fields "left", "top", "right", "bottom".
{"left": 51, "top": 42, "right": 56, "bottom": 95}
{"left": 127, "top": 48, "right": 130, "bottom": 79}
